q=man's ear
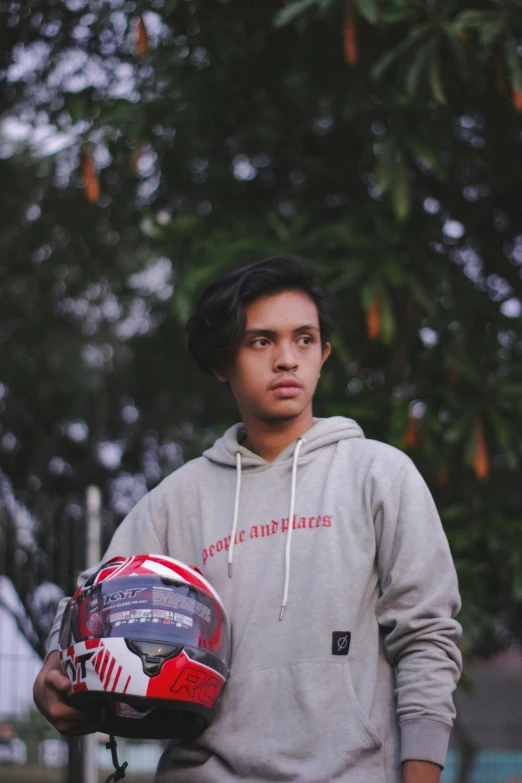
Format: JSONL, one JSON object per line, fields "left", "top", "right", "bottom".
{"left": 321, "top": 342, "right": 331, "bottom": 367}
{"left": 212, "top": 366, "right": 228, "bottom": 383}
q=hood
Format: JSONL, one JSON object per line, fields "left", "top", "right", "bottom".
{"left": 203, "top": 416, "right": 364, "bottom": 470}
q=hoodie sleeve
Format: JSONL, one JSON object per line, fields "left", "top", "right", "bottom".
{"left": 374, "top": 461, "right": 462, "bottom": 768}
{"left": 45, "top": 491, "right": 165, "bottom": 658}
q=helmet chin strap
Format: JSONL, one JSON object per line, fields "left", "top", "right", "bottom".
{"left": 104, "top": 735, "right": 128, "bottom": 783}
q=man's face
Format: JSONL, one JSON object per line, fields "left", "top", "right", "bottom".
{"left": 216, "top": 290, "right": 330, "bottom": 423}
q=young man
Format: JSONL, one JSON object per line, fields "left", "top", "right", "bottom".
{"left": 34, "top": 255, "right": 462, "bottom": 783}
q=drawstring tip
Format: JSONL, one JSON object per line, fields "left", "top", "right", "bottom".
{"left": 279, "top": 605, "right": 286, "bottom": 621}
{"left": 228, "top": 562, "right": 232, "bottom": 578}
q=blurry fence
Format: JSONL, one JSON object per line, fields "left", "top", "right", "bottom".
{"left": 0, "top": 719, "right": 165, "bottom": 782}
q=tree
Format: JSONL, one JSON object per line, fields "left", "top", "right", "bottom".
{"left": 0, "top": 0, "right": 521, "bottom": 662}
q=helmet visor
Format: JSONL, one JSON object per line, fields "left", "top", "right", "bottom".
{"left": 66, "top": 575, "right": 229, "bottom": 667}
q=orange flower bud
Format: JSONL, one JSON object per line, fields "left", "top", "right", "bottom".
{"left": 513, "top": 86, "right": 522, "bottom": 112}
{"left": 473, "top": 421, "right": 489, "bottom": 480}
{"left": 366, "top": 297, "right": 380, "bottom": 340}
{"left": 135, "top": 14, "right": 148, "bottom": 59}
{"left": 343, "top": 0, "right": 358, "bottom": 67}
{"left": 82, "top": 152, "right": 99, "bottom": 203}
{"left": 403, "top": 415, "right": 418, "bottom": 448}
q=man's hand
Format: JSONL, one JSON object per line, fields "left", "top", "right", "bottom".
{"left": 402, "top": 760, "right": 442, "bottom": 783}
{"left": 33, "top": 651, "right": 103, "bottom": 736}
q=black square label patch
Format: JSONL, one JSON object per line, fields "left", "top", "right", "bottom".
{"left": 332, "top": 632, "right": 351, "bottom": 656}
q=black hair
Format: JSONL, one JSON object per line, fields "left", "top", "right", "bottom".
{"left": 186, "top": 254, "right": 339, "bottom": 375}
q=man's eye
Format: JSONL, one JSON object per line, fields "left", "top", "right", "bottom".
{"left": 298, "top": 336, "right": 312, "bottom": 345}
{"left": 253, "top": 338, "right": 269, "bottom": 347}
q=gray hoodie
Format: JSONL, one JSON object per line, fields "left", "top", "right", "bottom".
{"left": 47, "top": 417, "right": 462, "bottom": 783}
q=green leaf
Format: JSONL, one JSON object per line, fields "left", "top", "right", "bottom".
{"left": 380, "top": 8, "right": 415, "bottom": 23}
{"left": 375, "top": 137, "right": 398, "bottom": 193}
{"left": 409, "top": 277, "right": 435, "bottom": 314}
{"left": 274, "top": 0, "right": 319, "bottom": 27}
{"left": 405, "top": 39, "right": 434, "bottom": 97}
{"left": 266, "top": 213, "right": 292, "bottom": 241}
{"left": 382, "top": 259, "right": 407, "bottom": 286}
{"left": 360, "top": 277, "right": 382, "bottom": 308}
{"left": 428, "top": 49, "right": 446, "bottom": 104}
{"left": 488, "top": 411, "right": 513, "bottom": 454}
{"left": 371, "top": 26, "right": 428, "bottom": 80}
{"left": 479, "top": 18, "right": 504, "bottom": 46}
{"left": 391, "top": 166, "right": 411, "bottom": 222}
{"left": 453, "top": 10, "right": 507, "bottom": 46}
{"left": 317, "top": 0, "right": 336, "bottom": 10}
{"left": 408, "top": 137, "right": 446, "bottom": 180}
{"left": 327, "top": 259, "right": 365, "bottom": 293}
{"left": 453, "top": 10, "right": 504, "bottom": 46}
{"left": 354, "top": 0, "right": 378, "bottom": 25}
{"left": 443, "top": 414, "right": 472, "bottom": 445}
{"left": 173, "top": 290, "right": 191, "bottom": 324}
{"left": 454, "top": 10, "right": 497, "bottom": 30}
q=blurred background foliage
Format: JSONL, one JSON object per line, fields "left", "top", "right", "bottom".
{"left": 0, "top": 0, "right": 521, "bottom": 659}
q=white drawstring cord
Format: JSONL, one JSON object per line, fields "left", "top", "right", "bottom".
{"left": 280, "top": 437, "right": 305, "bottom": 620}
{"left": 228, "top": 452, "right": 242, "bottom": 577}
{"left": 227, "top": 439, "right": 304, "bottom": 620}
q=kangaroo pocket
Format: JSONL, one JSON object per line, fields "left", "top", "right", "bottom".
{"left": 185, "top": 660, "right": 382, "bottom": 782}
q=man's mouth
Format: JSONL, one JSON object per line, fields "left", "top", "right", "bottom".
{"left": 270, "top": 379, "right": 303, "bottom": 397}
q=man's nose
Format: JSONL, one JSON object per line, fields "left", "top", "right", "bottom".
{"left": 274, "top": 342, "right": 298, "bottom": 371}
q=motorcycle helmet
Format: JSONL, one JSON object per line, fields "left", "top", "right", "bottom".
{"left": 58, "top": 554, "right": 231, "bottom": 740}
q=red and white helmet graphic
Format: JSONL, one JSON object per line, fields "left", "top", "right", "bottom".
{"left": 58, "top": 554, "right": 231, "bottom": 739}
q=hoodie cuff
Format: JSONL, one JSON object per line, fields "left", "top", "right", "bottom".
{"left": 45, "top": 630, "right": 60, "bottom": 661}
{"left": 400, "top": 718, "right": 452, "bottom": 768}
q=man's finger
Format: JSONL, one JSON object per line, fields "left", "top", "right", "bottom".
{"left": 55, "top": 718, "right": 102, "bottom": 737}
{"left": 47, "top": 697, "right": 100, "bottom": 723}
{"left": 46, "top": 668, "right": 74, "bottom": 694}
